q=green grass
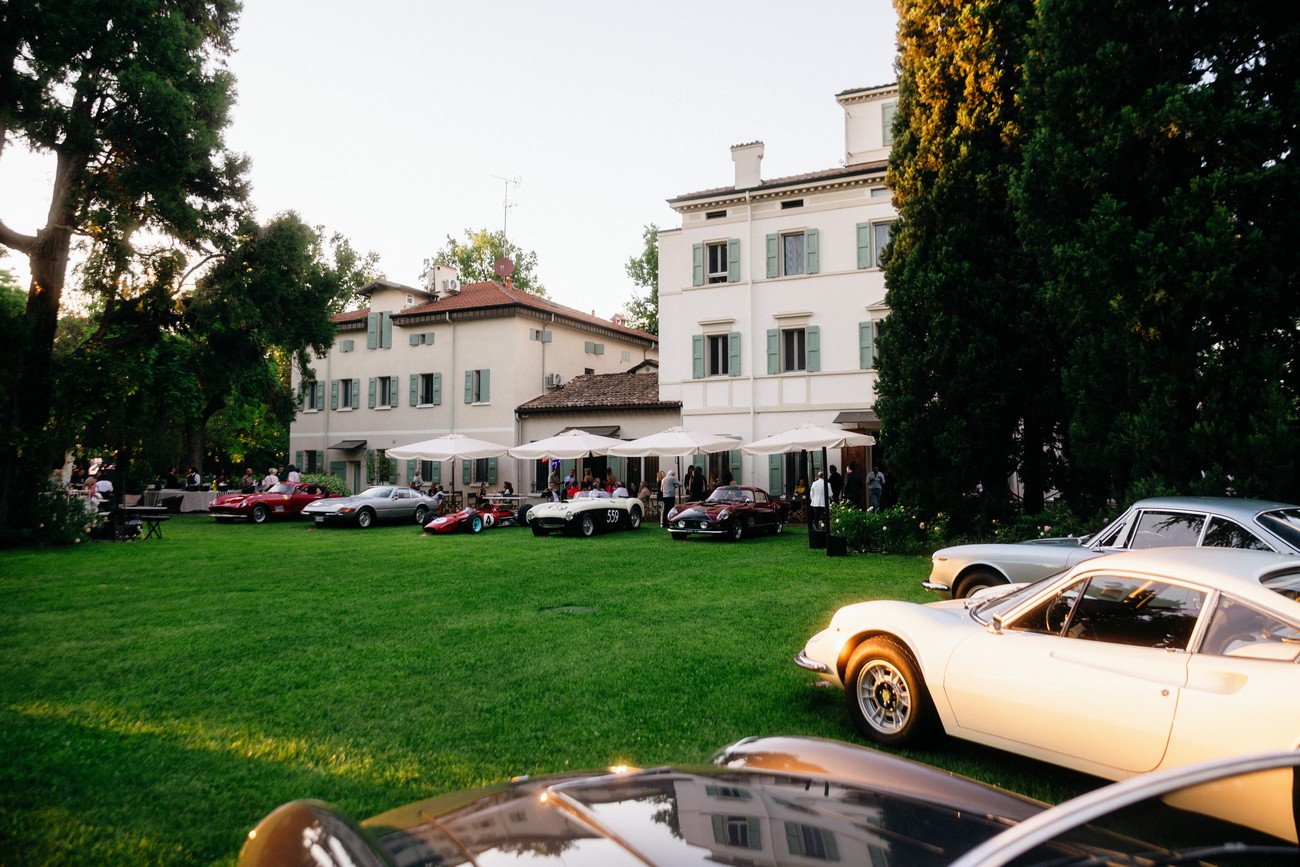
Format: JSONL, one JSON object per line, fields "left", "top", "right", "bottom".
{"left": 1, "top": 517, "right": 1101, "bottom": 865}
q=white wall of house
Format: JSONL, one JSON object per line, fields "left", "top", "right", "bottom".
{"left": 659, "top": 85, "right": 898, "bottom": 491}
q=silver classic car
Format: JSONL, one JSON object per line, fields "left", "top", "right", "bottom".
{"left": 926, "top": 496, "right": 1300, "bottom": 598}
{"left": 300, "top": 485, "right": 438, "bottom": 528}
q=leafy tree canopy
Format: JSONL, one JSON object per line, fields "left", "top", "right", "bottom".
{"left": 426, "top": 228, "right": 546, "bottom": 296}
{"left": 620, "top": 224, "right": 658, "bottom": 335}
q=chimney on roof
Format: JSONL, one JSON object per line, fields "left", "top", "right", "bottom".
{"left": 731, "top": 141, "right": 764, "bottom": 189}
{"left": 422, "top": 263, "right": 462, "bottom": 299}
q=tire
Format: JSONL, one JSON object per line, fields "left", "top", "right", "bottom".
{"left": 955, "top": 568, "right": 1007, "bottom": 599}
{"left": 470, "top": 515, "right": 484, "bottom": 533}
{"left": 579, "top": 514, "right": 596, "bottom": 537}
{"left": 773, "top": 520, "right": 784, "bottom": 535}
{"left": 627, "top": 506, "right": 642, "bottom": 530}
{"left": 518, "top": 504, "right": 531, "bottom": 525}
{"left": 413, "top": 505, "right": 428, "bottom": 525}
{"left": 844, "top": 638, "right": 939, "bottom": 746}
{"left": 730, "top": 520, "right": 745, "bottom": 541}
{"left": 356, "top": 508, "right": 375, "bottom": 529}
{"left": 531, "top": 523, "right": 548, "bottom": 537}
{"left": 251, "top": 504, "right": 270, "bottom": 524}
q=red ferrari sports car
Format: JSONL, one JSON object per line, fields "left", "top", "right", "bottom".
{"left": 208, "top": 483, "right": 333, "bottom": 523}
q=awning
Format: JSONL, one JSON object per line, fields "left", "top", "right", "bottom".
{"left": 328, "top": 440, "right": 367, "bottom": 450}
{"left": 832, "top": 410, "right": 879, "bottom": 428}
{"left": 556, "top": 425, "right": 619, "bottom": 437}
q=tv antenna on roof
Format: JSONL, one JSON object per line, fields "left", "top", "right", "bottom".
{"left": 491, "top": 174, "right": 521, "bottom": 237}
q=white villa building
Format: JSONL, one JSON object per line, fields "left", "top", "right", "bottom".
{"left": 657, "top": 83, "right": 898, "bottom": 496}
{"left": 288, "top": 272, "right": 658, "bottom": 494}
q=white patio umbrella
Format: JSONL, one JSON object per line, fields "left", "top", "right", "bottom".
{"left": 386, "top": 433, "right": 510, "bottom": 508}
{"left": 606, "top": 426, "right": 737, "bottom": 458}
{"left": 507, "top": 429, "right": 625, "bottom": 460}
{"left": 741, "top": 422, "right": 875, "bottom": 556}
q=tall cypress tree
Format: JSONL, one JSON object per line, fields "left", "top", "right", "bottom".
{"left": 876, "top": 0, "right": 1056, "bottom": 522}
{"left": 1016, "top": 0, "right": 1300, "bottom": 507}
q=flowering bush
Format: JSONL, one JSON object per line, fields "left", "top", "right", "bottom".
{"left": 830, "top": 503, "right": 949, "bottom": 555}
{"left": 987, "top": 503, "right": 1102, "bottom": 543}
{"left": 29, "top": 478, "right": 103, "bottom": 546}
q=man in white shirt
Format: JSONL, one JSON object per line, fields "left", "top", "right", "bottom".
{"left": 808, "top": 471, "right": 828, "bottom": 530}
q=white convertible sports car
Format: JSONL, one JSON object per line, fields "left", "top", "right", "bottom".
{"left": 797, "top": 547, "right": 1300, "bottom": 841}
{"left": 926, "top": 495, "right": 1300, "bottom": 598}
{"left": 527, "top": 493, "right": 644, "bottom": 537}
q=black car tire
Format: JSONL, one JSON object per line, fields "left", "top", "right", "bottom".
{"left": 251, "top": 504, "right": 270, "bottom": 524}
{"left": 531, "top": 523, "right": 548, "bottom": 537}
{"left": 627, "top": 506, "right": 642, "bottom": 529}
{"left": 730, "top": 520, "right": 745, "bottom": 541}
{"left": 414, "top": 505, "right": 429, "bottom": 525}
{"left": 357, "top": 508, "right": 375, "bottom": 529}
{"left": 518, "top": 504, "right": 531, "bottom": 525}
{"left": 579, "top": 514, "right": 596, "bottom": 537}
{"left": 845, "top": 638, "right": 939, "bottom": 747}
{"left": 955, "top": 568, "right": 1007, "bottom": 599}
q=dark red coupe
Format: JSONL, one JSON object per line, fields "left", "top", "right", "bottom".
{"left": 666, "top": 484, "right": 789, "bottom": 541}
{"left": 208, "top": 483, "right": 333, "bottom": 524}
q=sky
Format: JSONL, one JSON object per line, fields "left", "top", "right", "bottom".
{"left": 2, "top": 0, "right": 900, "bottom": 320}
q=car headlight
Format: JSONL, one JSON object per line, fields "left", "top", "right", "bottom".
{"left": 718, "top": 509, "right": 731, "bottom": 522}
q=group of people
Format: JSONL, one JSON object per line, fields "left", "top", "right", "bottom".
{"left": 805, "top": 462, "right": 887, "bottom": 526}
{"left": 238, "top": 464, "right": 301, "bottom": 494}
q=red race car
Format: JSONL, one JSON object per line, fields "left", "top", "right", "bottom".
{"left": 209, "top": 483, "right": 333, "bottom": 524}
{"left": 424, "top": 507, "right": 488, "bottom": 534}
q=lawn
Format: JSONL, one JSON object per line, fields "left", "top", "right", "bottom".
{"left": 0, "top": 516, "right": 1101, "bottom": 865}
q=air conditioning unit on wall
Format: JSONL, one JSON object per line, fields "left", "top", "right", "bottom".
{"left": 545, "top": 373, "right": 563, "bottom": 388}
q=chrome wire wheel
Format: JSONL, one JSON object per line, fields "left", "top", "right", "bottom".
{"left": 856, "top": 659, "right": 912, "bottom": 734}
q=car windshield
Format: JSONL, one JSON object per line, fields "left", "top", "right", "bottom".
{"left": 706, "top": 487, "right": 752, "bottom": 504}
{"left": 358, "top": 487, "right": 394, "bottom": 499}
{"left": 969, "top": 574, "right": 1062, "bottom": 624}
{"left": 1260, "top": 568, "right": 1300, "bottom": 602}
{"left": 1255, "top": 508, "right": 1300, "bottom": 551}
{"left": 269, "top": 483, "right": 295, "bottom": 495}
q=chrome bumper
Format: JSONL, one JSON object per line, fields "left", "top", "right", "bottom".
{"left": 794, "top": 650, "right": 828, "bottom": 674}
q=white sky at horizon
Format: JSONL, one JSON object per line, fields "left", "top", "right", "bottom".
{"left": 1, "top": 0, "right": 899, "bottom": 319}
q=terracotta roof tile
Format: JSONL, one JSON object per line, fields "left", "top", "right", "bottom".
{"left": 517, "top": 368, "right": 680, "bottom": 414}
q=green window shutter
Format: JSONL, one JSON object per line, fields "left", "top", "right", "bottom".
{"left": 540, "top": 330, "right": 552, "bottom": 343}
{"left": 430, "top": 461, "right": 441, "bottom": 483}
{"left": 769, "top": 455, "right": 782, "bottom": 494}
{"left": 727, "top": 238, "right": 741, "bottom": 282}
{"left": 711, "top": 815, "right": 725, "bottom": 845}
{"left": 381, "top": 312, "right": 393, "bottom": 348}
{"left": 785, "top": 822, "right": 800, "bottom": 856}
{"left": 823, "top": 829, "right": 840, "bottom": 861}
{"left": 856, "top": 222, "right": 872, "bottom": 268}
{"left": 368, "top": 377, "right": 377, "bottom": 408}
{"left": 766, "top": 329, "right": 779, "bottom": 374}
{"left": 295, "top": 450, "right": 303, "bottom": 469}
{"left": 748, "top": 818, "right": 761, "bottom": 851}
{"left": 462, "top": 460, "right": 471, "bottom": 485}
{"left": 765, "top": 233, "right": 778, "bottom": 278}
{"left": 593, "top": 343, "right": 604, "bottom": 355}
{"left": 859, "top": 321, "right": 875, "bottom": 369}
{"left": 316, "top": 381, "right": 325, "bottom": 409}
{"left": 331, "top": 379, "right": 339, "bottom": 410}
{"left": 315, "top": 450, "right": 324, "bottom": 472}
{"left": 366, "top": 312, "right": 378, "bottom": 348}
{"left": 806, "top": 325, "right": 820, "bottom": 372}
{"left": 464, "top": 371, "right": 474, "bottom": 403}
{"left": 691, "top": 334, "right": 704, "bottom": 379}
{"left": 299, "top": 384, "right": 307, "bottom": 411}
{"left": 409, "top": 374, "right": 418, "bottom": 406}
{"left": 584, "top": 341, "right": 594, "bottom": 353}
{"left": 481, "top": 369, "right": 490, "bottom": 402}
{"left": 692, "top": 243, "right": 704, "bottom": 286}
{"left": 433, "top": 372, "right": 442, "bottom": 405}
{"left": 351, "top": 379, "right": 360, "bottom": 407}
{"left": 729, "top": 447, "right": 741, "bottom": 483}
{"left": 882, "top": 101, "right": 897, "bottom": 146}
{"left": 488, "top": 457, "right": 497, "bottom": 484}
{"left": 805, "top": 228, "right": 819, "bottom": 274}
{"left": 409, "top": 332, "right": 420, "bottom": 346}
{"left": 391, "top": 373, "right": 400, "bottom": 407}
{"left": 727, "top": 331, "right": 741, "bottom": 377}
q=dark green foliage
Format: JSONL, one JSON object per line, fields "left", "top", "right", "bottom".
{"left": 1015, "top": 0, "right": 1300, "bottom": 509}
{"left": 877, "top": 0, "right": 1060, "bottom": 528}
{"left": 300, "top": 473, "right": 350, "bottom": 497}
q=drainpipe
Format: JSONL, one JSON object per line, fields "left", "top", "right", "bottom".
{"left": 745, "top": 189, "right": 756, "bottom": 485}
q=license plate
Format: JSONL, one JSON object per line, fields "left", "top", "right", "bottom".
{"left": 315, "top": 517, "right": 324, "bottom": 524}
